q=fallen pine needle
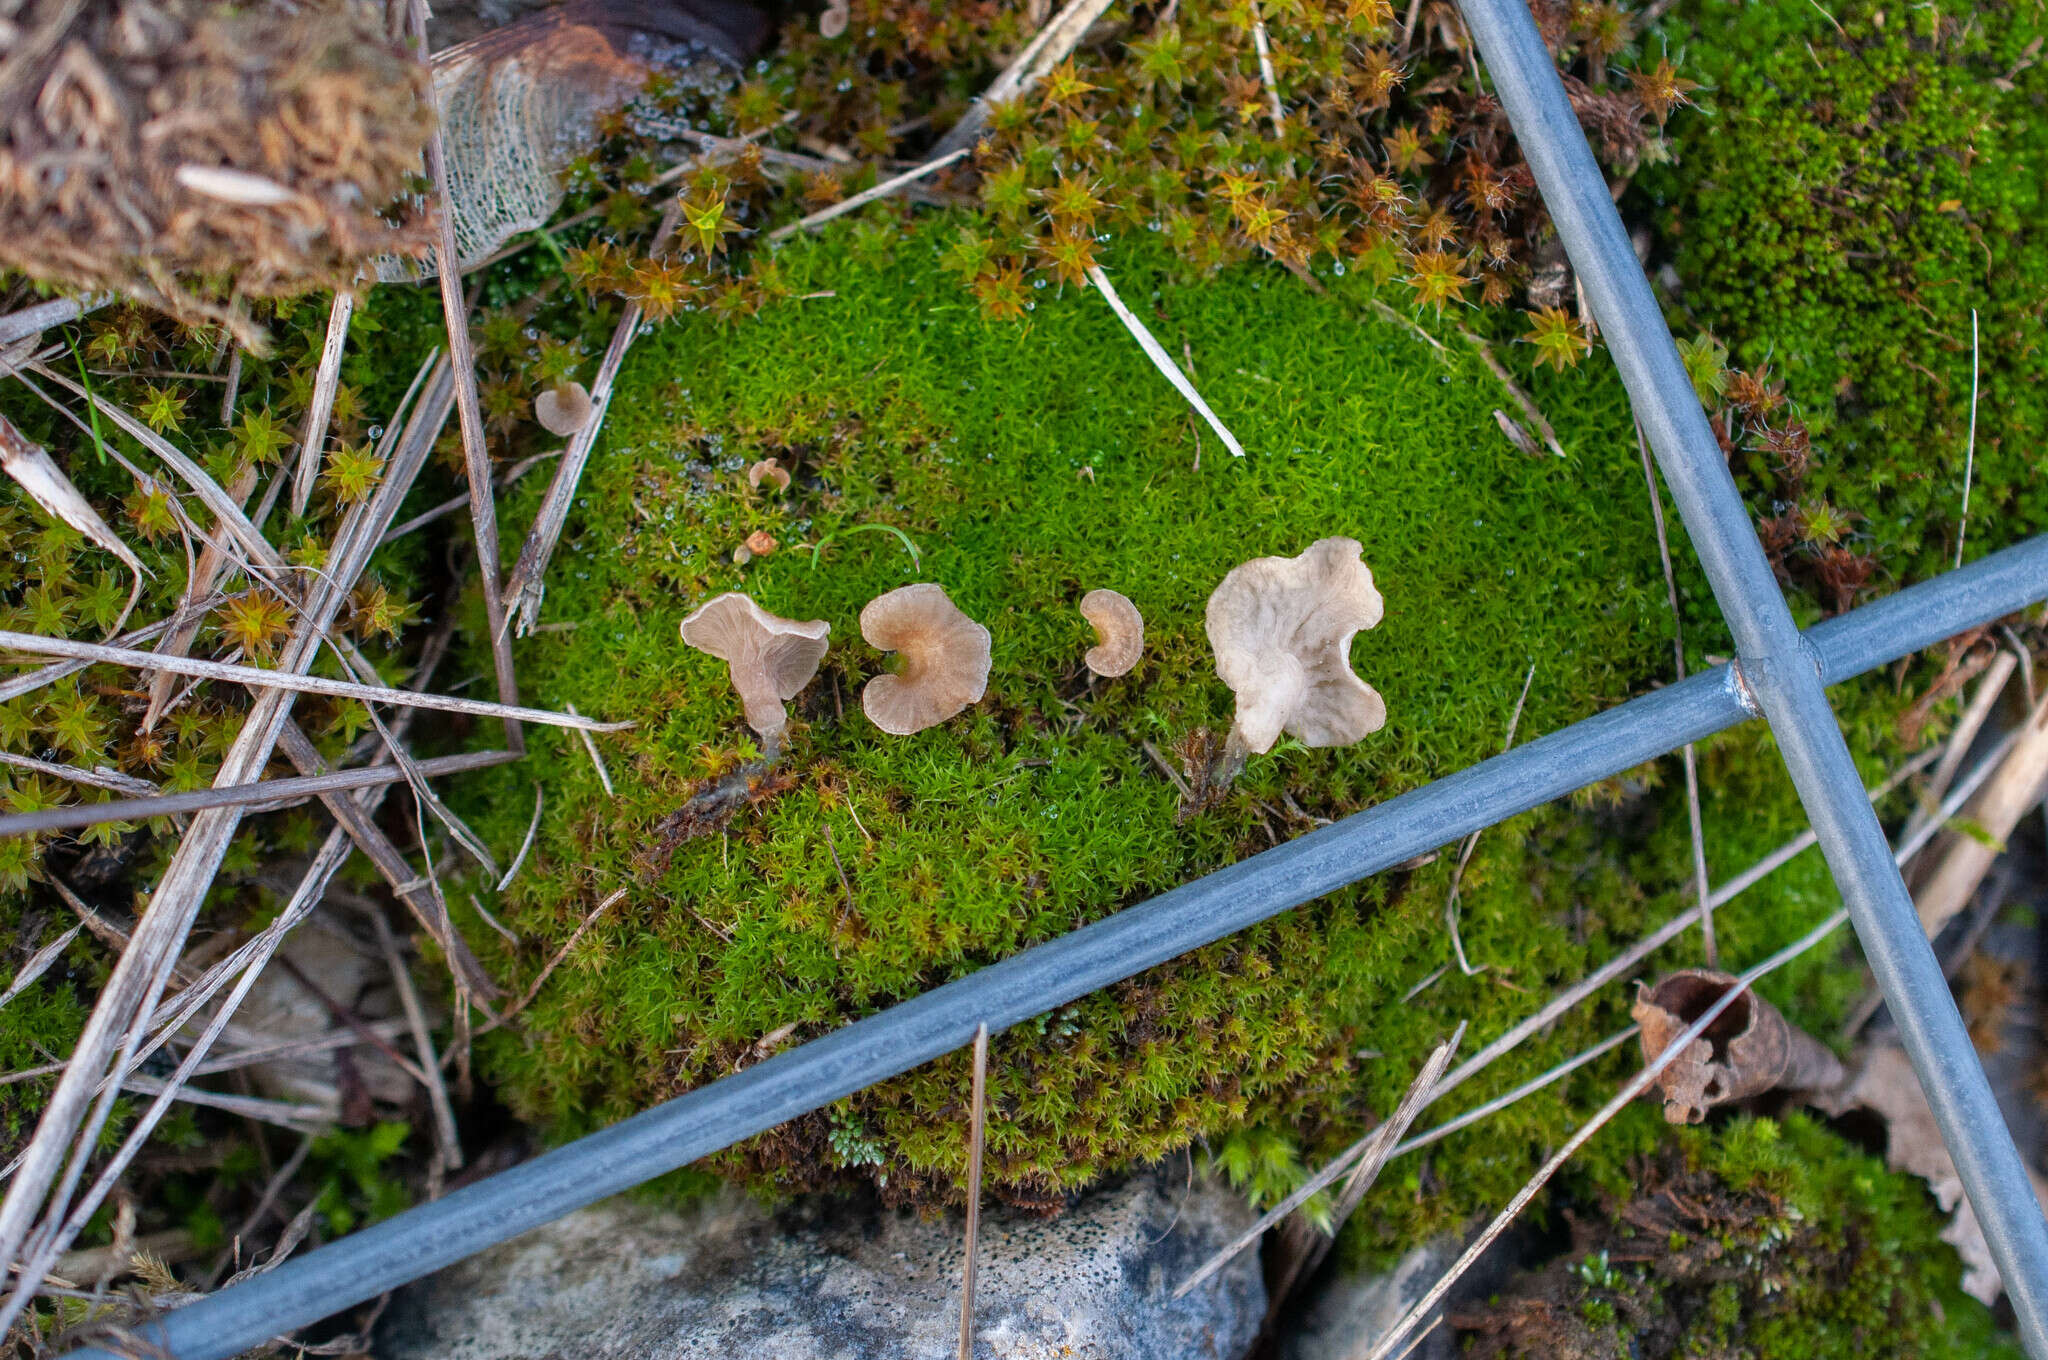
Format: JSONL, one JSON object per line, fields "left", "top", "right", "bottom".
{"left": 769, "top": 148, "right": 968, "bottom": 242}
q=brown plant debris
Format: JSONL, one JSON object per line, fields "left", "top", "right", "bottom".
{"left": 1631, "top": 969, "right": 1844, "bottom": 1123}
{"left": 0, "top": 0, "right": 437, "bottom": 340}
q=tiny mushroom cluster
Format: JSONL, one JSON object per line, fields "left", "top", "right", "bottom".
{"left": 677, "top": 537, "right": 1386, "bottom": 778}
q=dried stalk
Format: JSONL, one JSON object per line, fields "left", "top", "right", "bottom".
{"left": 1914, "top": 687, "right": 2048, "bottom": 935}
{"left": 1444, "top": 663, "right": 1535, "bottom": 974}
{"left": 767, "top": 148, "right": 969, "bottom": 242}
{"left": 503, "top": 198, "right": 684, "bottom": 633}
{"left": 142, "top": 461, "right": 260, "bottom": 732}
{"left": 1637, "top": 428, "right": 1714, "bottom": 964}
{"left": 1459, "top": 328, "right": 1563, "bottom": 458}
{"left": 1362, "top": 906, "right": 1854, "bottom": 1360}
{"left": 0, "top": 927, "right": 81, "bottom": 1014}
{"left": 373, "top": 914, "right": 462, "bottom": 1173}
{"left": 1086, "top": 265, "right": 1246, "bottom": 458}
{"left": 0, "top": 630, "right": 627, "bottom": 731}
{"left": 957, "top": 1022, "right": 989, "bottom": 1360}
{"left": 0, "top": 749, "right": 517, "bottom": 839}
{"left": 1392, "top": 1024, "right": 1639, "bottom": 1158}
{"left": 289, "top": 292, "right": 355, "bottom": 516}
{"left": 0, "top": 413, "right": 146, "bottom": 632}
{"left": 929, "top": 0, "right": 1120, "bottom": 158}
{"left": 477, "top": 888, "right": 626, "bottom": 1034}
{"left": 1900, "top": 649, "right": 2016, "bottom": 849}
{"left": 0, "top": 750, "right": 156, "bottom": 797}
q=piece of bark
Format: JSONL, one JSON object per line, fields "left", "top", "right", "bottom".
{"left": 1915, "top": 687, "right": 2048, "bottom": 937}
{"left": 1632, "top": 969, "right": 1844, "bottom": 1123}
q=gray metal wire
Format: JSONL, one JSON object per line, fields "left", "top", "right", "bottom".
{"left": 63, "top": 533, "right": 2048, "bottom": 1360}
{"left": 1455, "top": 1, "right": 2048, "bottom": 1350}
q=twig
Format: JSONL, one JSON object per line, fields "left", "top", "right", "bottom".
{"left": 187, "top": 1021, "right": 411, "bottom": 1078}
{"left": 1371, "top": 298, "right": 1447, "bottom": 353}
{"left": 1901, "top": 649, "right": 2016, "bottom": 850}
{"left": 1249, "top": 10, "right": 1287, "bottom": 136}
{"left": 1393, "top": 1024, "right": 1639, "bottom": 1158}
{"left": 1086, "top": 265, "right": 1246, "bottom": 458}
{"left": 503, "top": 198, "right": 685, "bottom": 633}
{"left": 929, "top": 0, "right": 1120, "bottom": 158}
{"left": 142, "top": 461, "right": 260, "bottom": 733}
{"left": 377, "top": 450, "right": 558, "bottom": 546}
{"left": 1174, "top": 1027, "right": 1464, "bottom": 1301}
{"left": 466, "top": 895, "right": 521, "bottom": 948}
{"left": 290, "top": 293, "right": 354, "bottom": 517}
{"left": 206, "top": 1136, "right": 313, "bottom": 1288}
{"left": 496, "top": 784, "right": 545, "bottom": 893}
{"left": 768, "top": 148, "right": 969, "bottom": 242}
{"left": 1445, "top": 663, "right": 1536, "bottom": 975}
{"left": 1913, "top": 687, "right": 2048, "bottom": 936}
{"left": 0, "top": 297, "right": 104, "bottom": 348}
{"left": 0, "top": 927, "right": 81, "bottom": 1014}
{"left": 1956, "top": 308, "right": 1979, "bottom": 568}
{"left": 566, "top": 704, "right": 615, "bottom": 796}
{"left": 1637, "top": 428, "right": 1714, "bottom": 964}
{"left": 1460, "top": 329, "right": 1564, "bottom": 458}
{"left": 957, "top": 1022, "right": 989, "bottom": 1360}
{"left": 0, "top": 751, "right": 155, "bottom": 798}
{"left": 411, "top": 0, "right": 521, "bottom": 752}
{"left": 0, "top": 749, "right": 516, "bottom": 839}
{"left": 1361, "top": 906, "right": 1854, "bottom": 1360}
{"left": 481, "top": 888, "right": 626, "bottom": 1033}
{"left": 219, "top": 345, "right": 243, "bottom": 427}
{"left": 373, "top": 915, "right": 462, "bottom": 1174}
{"left": 0, "top": 630, "right": 628, "bottom": 731}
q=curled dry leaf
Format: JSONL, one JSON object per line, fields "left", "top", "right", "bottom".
{"left": 1079, "top": 588, "right": 1144, "bottom": 678}
{"left": 1631, "top": 969, "right": 1844, "bottom": 1124}
{"left": 859, "top": 583, "right": 991, "bottom": 735}
{"left": 1206, "top": 537, "right": 1386, "bottom": 756}
{"left": 1813, "top": 1042, "right": 2048, "bottom": 1305}
{"left": 534, "top": 382, "right": 595, "bottom": 437}
{"left": 679, "top": 593, "right": 830, "bottom": 745}
{"left": 747, "top": 458, "right": 791, "bottom": 492}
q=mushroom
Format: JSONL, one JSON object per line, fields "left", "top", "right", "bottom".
{"left": 679, "top": 593, "right": 830, "bottom": 752}
{"left": 1079, "top": 589, "right": 1143, "bottom": 678}
{"left": 748, "top": 457, "right": 792, "bottom": 492}
{"left": 1205, "top": 537, "right": 1386, "bottom": 765}
{"left": 819, "top": 0, "right": 850, "bottom": 37}
{"left": 859, "top": 584, "right": 991, "bottom": 735}
{"left": 534, "top": 381, "right": 594, "bottom": 437}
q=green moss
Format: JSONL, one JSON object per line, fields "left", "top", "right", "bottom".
{"left": 1648, "top": 0, "right": 2048, "bottom": 585}
{"left": 457, "top": 216, "right": 1947, "bottom": 1228}
{"left": 1461, "top": 1114, "right": 2019, "bottom": 1358}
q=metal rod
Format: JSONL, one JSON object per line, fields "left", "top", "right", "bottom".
{"left": 1453, "top": 0, "right": 2048, "bottom": 1349}
{"left": 62, "top": 535, "right": 2048, "bottom": 1360}
{"left": 0, "top": 750, "right": 520, "bottom": 838}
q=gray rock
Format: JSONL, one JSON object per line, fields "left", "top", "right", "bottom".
{"left": 378, "top": 1166, "right": 1264, "bottom": 1360}
{"left": 1278, "top": 1240, "right": 1456, "bottom": 1360}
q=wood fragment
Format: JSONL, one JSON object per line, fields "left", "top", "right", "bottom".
{"left": 290, "top": 292, "right": 355, "bottom": 516}
{"left": 1914, "top": 687, "right": 2048, "bottom": 936}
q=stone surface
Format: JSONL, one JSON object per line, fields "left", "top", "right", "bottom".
{"left": 378, "top": 1166, "right": 1264, "bottom": 1360}
{"left": 1279, "top": 1240, "right": 1456, "bottom": 1360}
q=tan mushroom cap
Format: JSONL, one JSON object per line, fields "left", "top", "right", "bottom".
{"left": 534, "top": 381, "right": 595, "bottom": 437}
{"left": 859, "top": 583, "right": 991, "bottom": 735}
{"left": 1205, "top": 537, "right": 1386, "bottom": 755}
{"left": 748, "top": 458, "right": 792, "bottom": 492}
{"left": 679, "top": 593, "right": 830, "bottom": 742}
{"left": 1079, "top": 589, "right": 1144, "bottom": 678}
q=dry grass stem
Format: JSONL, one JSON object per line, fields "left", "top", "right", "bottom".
{"left": 1956, "top": 307, "right": 1978, "bottom": 569}
{"left": 496, "top": 784, "right": 546, "bottom": 894}
{"left": 142, "top": 460, "right": 259, "bottom": 732}
{"left": 188, "top": 1021, "right": 411, "bottom": 1079}
{"left": 0, "top": 927, "right": 82, "bottom": 1015}
{"left": 483, "top": 888, "right": 627, "bottom": 1034}
{"left": 467, "top": 894, "right": 522, "bottom": 948}
{"left": 1175, "top": 1028, "right": 1464, "bottom": 1302}
{"left": 1902, "top": 648, "right": 2016, "bottom": 850}
{"left": 1393, "top": 1024, "right": 1639, "bottom": 1158}
{"left": 768, "top": 148, "right": 969, "bottom": 242}
{"left": 0, "top": 751, "right": 156, "bottom": 797}
{"left": 0, "top": 413, "right": 146, "bottom": 631}
{"left": 374, "top": 915, "right": 462, "bottom": 1173}
{"left": 379, "top": 450, "right": 559, "bottom": 546}
{"left": 290, "top": 293, "right": 355, "bottom": 516}
{"left": 1914, "top": 687, "right": 2048, "bottom": 936}
{"left": 566, "top": 704, "right": 616, "bottom": 796}
{"left": 0, "top": 630, "right": 627, "bottom": 731}
{"left": 0, "top": 749, "right": 518, "bottom": 839}
{"left": 1461, "top": 329, "right": 1564, "bottom": 457}
{"left": 1086, "top": 265, "right": 1246, "bottom": 458}
{"left": 1362, "top": 907, "right": 1854, "bottom": 1360}
{"left": 1445, "top": 663, "right": 1536, "bottom": 975}
{"left": 930, "top": 0, "right": 1121, "bottom": 157}
{"left": 1637, "top": 428, "right": 1714, "bottom": 963}
{"left": 1250, "top": 11, "right": 1286, "bottom": 135}
{"left": 958, "top": 1022, "right": 989, "bottom": 1360}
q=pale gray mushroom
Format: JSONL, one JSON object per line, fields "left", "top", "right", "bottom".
{"left": 1205, "top": 537, "right": 1386, "bottom": 764}
{"left": 859, "top": 583, "right": 991, "bottom": 735}
{"left": 679, "top": 593, "right": 830, "bottom": 751}
{"left": 819, "top": 0, "right": 850, "bottom": 37}
{"left": 534, "top": 381, "right": 594, "bottom": 437}
{"left": 1079, "top": 588, "right": 1144, "bottom": 678}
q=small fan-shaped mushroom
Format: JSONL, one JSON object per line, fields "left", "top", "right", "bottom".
{"left": 819, "top": 0, "right": 850, "bottom": 37}
{"left": 679, "top": 593, "right": 830, "bottom": 749}
{"left": 1205, "top": 537, "right": 1385, "bottom": 758}
{"left": 1079, "top": 589, "right": 1143, "bottom": 678}
{"left": 859, "top": 584, "right": 991, "bottom": 735}
{"left": 534, "top": 381, "right": 594, "bottom": 437}
{"left": 748, "top": 457, "right": 791, "bottom": 492}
